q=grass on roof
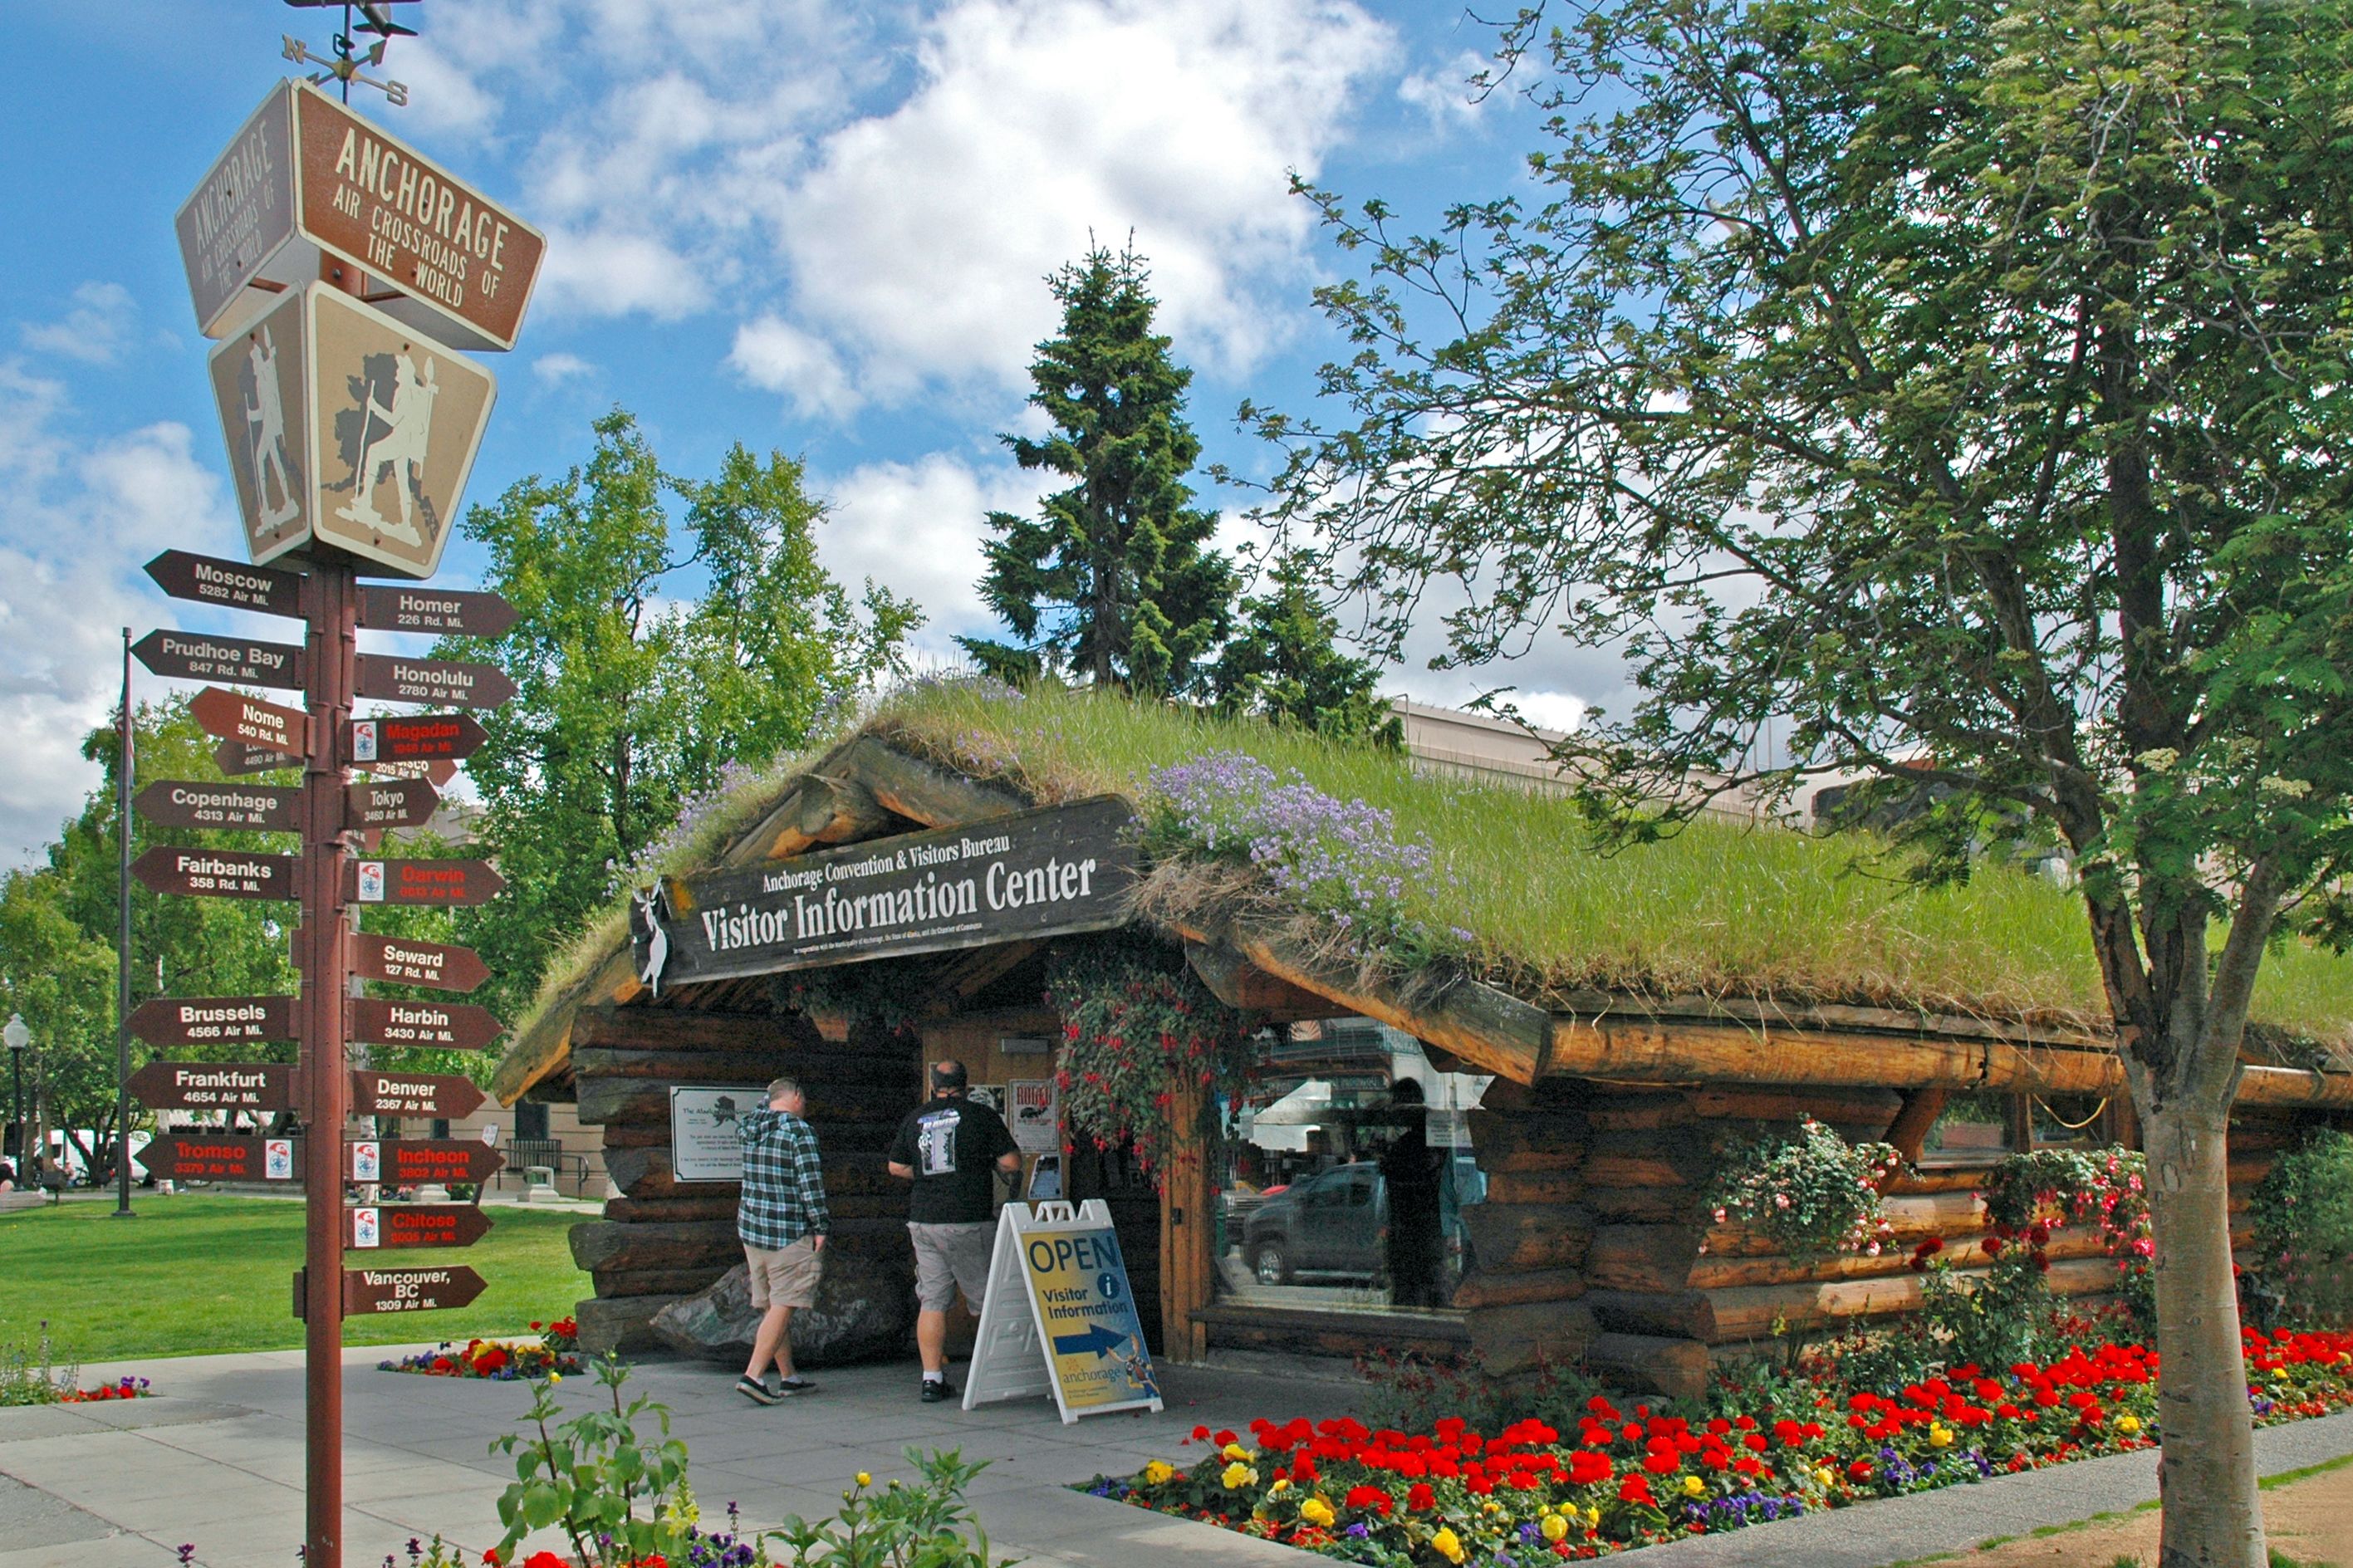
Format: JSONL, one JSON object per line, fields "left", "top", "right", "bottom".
{"left": 512, "top": 680, "right": 2353, "bottom": 1052}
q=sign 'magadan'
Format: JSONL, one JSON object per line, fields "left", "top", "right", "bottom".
{"left": 631, "top": 795, "right": 1139, "bottom": 993}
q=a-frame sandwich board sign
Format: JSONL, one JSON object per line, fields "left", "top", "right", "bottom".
{"left": 963, "top": 1200, "right": 1163, "bottom": 1425}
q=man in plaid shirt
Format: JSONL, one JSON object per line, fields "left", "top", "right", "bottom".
{"left": 734, "top": 1076, "right": 830, "bottom": 1404}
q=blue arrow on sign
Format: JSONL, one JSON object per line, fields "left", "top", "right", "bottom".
{"left": 1051, "top": 1322, "right": 1128, "bottom": 1359}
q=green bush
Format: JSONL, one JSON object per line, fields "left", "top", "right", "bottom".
{"left": 0, "top": 1326, "right": 75, "bottom": 1407}
{"left": 2251, "top": 1129, "right": 2353, "bottom": 1327}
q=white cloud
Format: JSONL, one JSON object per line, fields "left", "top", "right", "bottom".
{"left": 729, "top": 316, "right": 860, "bottom": 420}
{"left": 20, "top": 282, "right": 137, "bottom": 365}
{"left": 819, "top": 453, "right": 1048, "bottom": 663}
{"left": 537, "top": 225, "right": 712, "bottom": 320}
{"left": 532, "top": 351, "right": 596, "bottom": 385}
{"left": 1396, "top": 50, "right": 1491, "bottom": 130}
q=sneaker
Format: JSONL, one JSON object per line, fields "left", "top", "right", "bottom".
{"left": 920, "top": 1377, "right": 957, "bottom": 1403}
{"left": 736, "top": 1374, "right": 779, "bottom": 1406}
{"left": 776, "top": 1375, "right": 818, "bottom": 1395}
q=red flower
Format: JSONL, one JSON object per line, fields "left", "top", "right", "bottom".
{"left": 1567, "top": 1451, "right": 1613, "bottom": 1485}
{"left": 522, "top": 1554, "right": 566, "bottom": 1568}
{"left": 1982, "top": 1235, "right": 2005, "bottom": 1258}
{"left": 1343, "top": 1485, "right": 1392, "bottom": 1517}
{"left": 1616, "top": 1475, "right": 1654, "bottom": 1505}
{"left": 1406, "top": 1483, "right": 1436, "bottom": 1511}
{"left": 1214, "top": 1429, "right": 1238, "bottom": 1448}
{"left": 1192, "top": 1425, "right": 1211, "bottom": 1442}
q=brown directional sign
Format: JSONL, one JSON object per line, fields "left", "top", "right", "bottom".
{"left": 130, "top": 993, "right": 295, "bottom": 1048}
{"left": 346, "top": 930, "right": 490, "bottom": 992}
{"left": 157, "top": 1134, "right": 301, "bottom": 1183}
{"left": 359, "top": 585, "right": 518, "bottom": 639}
{"left": 343, "top": 1265, "right": 488, "bottom": 1316}
{"left": 348, "top": 997, "right": 504, "bottom": 1052}
{"left": 129, "top": 1060, "right": 295, "bottom": 1113}
{"left": 145, "top": 549, "right": 302, "bottom": 618}
{"left": 136, "top": 779, "right": 300, "bottom": 833}
{"left": 346, "top": 1203, "right": 493, "bottom": 1251}
{"left": 348, "top": 1070, "right": 487, "bottom": 1120}
{"left": 346, "top": 778, "right": 437, "bottom": 831}
{"left": 358, "top": 757, "right": 460, "bottom": 787}
{"left": 132, "top": 845, "right": 299, "bottom": 901}
{"left": 347, "top": 713, "right": 486, "bottom": 767}
{"left": 347, "top": 1139, "right": 504, "bottom": 1187}
{"left": 192, "top": 685, "right": 309, "bottom": 759}
{"left": 214, "top": 739, "right": 303, "bottom": 777}
{"left": 355, "top": 653, "right": 515, "bottom": 710}
{"left": 133, "top": 630, "right": 304, "bottom": 690}
{"left": 347, "top": 858, "right": 504, "bottom": 908}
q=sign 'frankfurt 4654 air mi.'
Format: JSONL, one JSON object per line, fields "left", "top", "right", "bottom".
{"left": 630, "top": 795, "right": 1140, "bottom": 994}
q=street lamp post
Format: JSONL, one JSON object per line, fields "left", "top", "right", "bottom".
{"left": 4, "top": 1013, "right": 25, "bottom": 1167}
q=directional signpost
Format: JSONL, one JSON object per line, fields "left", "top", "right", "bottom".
{"left": 149, "top": 44, "right": 535, "bottom": 1565}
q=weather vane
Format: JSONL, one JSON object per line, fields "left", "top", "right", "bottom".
{"left": 281, "top": 0, "right": 418, "bottom": 107}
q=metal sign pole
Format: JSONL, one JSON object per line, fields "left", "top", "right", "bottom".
{"left": 115, "top": 630, "right": 136, "bottom": 1218}
{"left": 300, "top": 556, "right": 356, "bottom": 1568}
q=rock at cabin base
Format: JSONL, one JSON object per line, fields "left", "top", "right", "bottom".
{"left": 650, "top": 1248, "right": 916, "bottom": 1366}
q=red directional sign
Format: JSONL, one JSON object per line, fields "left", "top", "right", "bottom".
{"left": 129, "top": 994, "right": 295, "bottom": 1048}
{"left": 129, "top": 1060, "right": 295, "bottom": 1113}
{"left": 135, "top": 779, "right": 300, "bottom": 833}
{"left": 132, "top": 845, "right": 298, "bottom": 901}
{"left": 156, "top": 1134, "right": 302, "bottom": 1183}
{"left": 347, "top": 1139, "right": 504, "bottom": 1188}
{"left": 349, "top": 997, "right": 505, "bottom": 1052}
{"left": 192, "top": 685, "right": 309, "bottom": 759}
{"left": 346, "top": 778, "right": 438, "bottom": 831}
{"left": 348, "top": 1070, "right": 487, "bottom": 1120}
{"left": 346, "top": 930, "right": 491, "bottom": 993}
{"left": 358, "top": 585, "right": 518, "bottom": 639}
{"left": 342, "top": 1265, "right": 488, "bottom": 1316}
{"left": 346, "top": 714, "right": 486, "bottom": 767}
{"left": 347, "top": 858, "right": 504, "bottom": 908}
{"left": 214, "top": 739, "right": 302, "bottom": 777}
{"left": 145, "top": 549, "right": 302, "bottom": 618}
{"left": 346, "top": 1203, "right": 493, "bottom": 1251}
{"left": 358, "top": 757, "right": 459, "bottom": 787}
{"left": 133, "top": 629, "right": 304, "bottom": 690}
{"left": 355, "top": 654, "right": 517, "bottom": 710}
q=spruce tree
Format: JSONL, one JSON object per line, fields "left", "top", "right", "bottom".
{"left": 1211, "top": 551, "right": 1400, "bottom": 745}
{"left": 960, "top": 244, "right": 1233, "bottom": 695}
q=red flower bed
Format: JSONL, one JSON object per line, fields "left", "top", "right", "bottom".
{"left": 1088, "top": 1330, "right": 2353, "bottom": 1563}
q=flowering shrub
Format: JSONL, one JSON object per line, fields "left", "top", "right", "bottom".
{"left": 1047, "top": 934, "right": 1262, "bottom": 1174}
{"left": 381, "top": 1319, "right": 582, "bottom": 1381}
{"left": 1092, "top": 1330, "right": 2353, "bottom": 1562}
{"left": 1980, "top": 1147, "right": 2153, "bottom": 1326}
{"left": 608, "top": 761, "right": 764, "bottom": 897}
{"left": 2250, "top": 1129, "right": 2353, "bottom": 1328}
{"left": 0, "top": 1326, "right": 140, "bottom": 1406}
{"left": 1148, "top": 752, "right": 1461, "bottom": 963}
{"left": 1702, "top": 1118, "right": 1901, "bottom": 1264}
{"left": 60, "top": 1376, "right": 150, "bottom": 1404}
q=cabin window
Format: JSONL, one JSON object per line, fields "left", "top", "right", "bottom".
{"left": 2029, "top": 1093, "right": 2106, "bottom": 1149}
{"left": 1213, "top": 1017, "right": 1489, "bottom": 1315}
{"left": 1919, "top": 1089, "right": 2015, "bottom": 1164}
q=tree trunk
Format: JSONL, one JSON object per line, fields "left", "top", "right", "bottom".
{"left": 2143, "top": 1099, "right": 2263, "bottom": 1568}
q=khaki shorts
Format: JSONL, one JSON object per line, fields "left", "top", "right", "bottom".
{"left": 745, "top": 1237, "right": 823, "bottom": 1311}
{"left": 909, "top": 1221, "right": 995, "bottom": 1314}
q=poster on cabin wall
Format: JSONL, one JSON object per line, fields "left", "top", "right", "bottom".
{"left": 629, "top": 795, "right": 1140, "bottom": 994}
{"left": 669, "top": 1085, "right": 756, "bottom": 1183}
{"left": 1010, "top": 1080, "right": 1058, "bottom": 1154}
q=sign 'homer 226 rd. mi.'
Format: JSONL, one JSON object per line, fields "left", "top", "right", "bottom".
{"left": 630, "top": 796, "right": 1139, "bottom": 993}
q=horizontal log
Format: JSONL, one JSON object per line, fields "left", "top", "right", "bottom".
{"left": 592, "top": 1266, "right": 729, "bottom": 1299}
{"left": 1690, "top": 1224, "right": 2111, "bottom": 1291}
{"left": 573, "top": 1045, "right": 919, "bottom": 1086}
{"left": 1584, "top": 1332, "right": 1714, "bottom": 1401}
{"left": 603, "top": 1193, "right": 905, "bottom": 1226}
{"left": 1459, "top": 1203, "right": 1595, "bottom": 1272}
{"left": 1690, "top": 1085, "right": 1904, "bottom": 1134}
{"left": 1583, "top": 1154, "right": 1711, "bottom": 1190}
{"left": 1467, "top": 1300, "right": 1599, "bottom": 1375}
{"left": 1450, "top": 1267, "right": 1588, "bottom": 1311}
{"left": 577, "top": 1075, "right": 914, "bottom": 1127}
{"left": 837, "top": 736, "right": 1027, "bottom": 829}
{"left": 604, "top": 1144, "right": 905, "bottom": 1201}
{"left": 1585, "top": 1187, "right": 1698, "bottom": 1224}
{"left": 602, "top": 1124, "right": 672, "bottom": 1149}
{"left": 1482, "top": 1169, "right": 1586, "bottom": 1207}
{"left": 574, "top": 1216, "right": 912, "bottom": 1274}
{"left": 1704, "top": 1192, "right": 1987, "bottom": 1257}
{"left": 721, "top": 772, "right": 896, "bottom": 866}
{"left": 1184, "top": 939, "right": 1351, "bottom": 1020}
{"left": 1586, "top": 1256, "right": 2115, "bottom": 1343}
{"left": 1585, "top": 1225, "right": 1707, "bottom": 1292}
{"left": 575, "top": 1005, "right": 821, "bottom": 1056}
{"left": 573, "top": 1292, "right": 689, "bottom": 1354}
{"left": 1571, "top": 1090, "right": 1696, "bottom": 1133}
{"left": 1466, "top": 1109, "right": 1588, "bottom": 1174}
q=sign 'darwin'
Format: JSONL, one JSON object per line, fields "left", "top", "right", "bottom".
{"left": 346, "top": 858, "right": 504, "bottom": 907}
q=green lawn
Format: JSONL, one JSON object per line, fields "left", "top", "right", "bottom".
{"left": 0, "top": 1195, "right": 591, "bottom": 1363}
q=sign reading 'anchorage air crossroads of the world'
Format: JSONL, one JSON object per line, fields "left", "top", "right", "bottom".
{"left": 630, "top": 795, "right": 1140, "bottom": 993}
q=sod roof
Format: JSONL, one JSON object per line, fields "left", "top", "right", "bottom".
{"left": 497, "top": 680, "right": 2353, "bottom": 1100}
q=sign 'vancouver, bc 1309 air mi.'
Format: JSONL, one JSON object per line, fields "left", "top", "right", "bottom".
{"left": 629, "top": 796, "right": 1140, "bottom": 993}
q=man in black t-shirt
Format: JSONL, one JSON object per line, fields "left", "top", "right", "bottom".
{"left": 887, "top": 1059, "right": 1020, "bottom": 1402}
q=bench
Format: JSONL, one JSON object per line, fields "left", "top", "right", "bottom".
{"left": 498, "top": 1139, "right": 591, "bottom": 1197}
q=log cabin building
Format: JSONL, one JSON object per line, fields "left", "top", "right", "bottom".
{"left": 488, "top": 685, "right": 2353, "bottom": 1398}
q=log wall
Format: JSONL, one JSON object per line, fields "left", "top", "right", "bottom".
{"left": 566, "top": 1003, "right": 921, "bottom": 1353}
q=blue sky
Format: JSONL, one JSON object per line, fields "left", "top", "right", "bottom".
{"left": 0, "top": 0, "right": 1609, "bottom": 865}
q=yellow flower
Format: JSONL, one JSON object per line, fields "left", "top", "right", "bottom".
{"left": 854, "top": 1472, "right": 871, "bottom": 1488}
{"left": 1222, "top": 1462, "right": 1257, "bottom": 1490}
{"left": 1929, "top": 1425, "right": 1953, "bottom": 1449}
{"left": 1223, "top": 1442, "right": 1252, "bottom": 1461}
{"left": 1542, "top": 1514, "right": 1569, "bottom": 1542}
{"left": 1142, "top": 1460, "right": 1175, "bottom": 1485}
{"left": 2117, "top": 1414, "right": 2141, "bottom": 1436}
{"left": 1431, "top": 1526, "right": 1466, "bottom": 1565}
{"left": 1270, "top": 1477, "right": 1292, "bottom": 1495}
{"left": 1585, "top": 1507, "right": 1601, "bottom": 1527}
{"left": 1814, "top": 1468, "right": 1836, "bottom": 1488}
{"left": 1300, "top": 1497, "right": 1336, "bottom": 1528}
{"left": 1682, "top": 1474, "right": 1706, "bottom": 1497}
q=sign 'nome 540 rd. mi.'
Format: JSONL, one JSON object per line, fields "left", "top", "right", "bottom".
{"left": 633, "top": 795, "right": 1138, "bottom": 992}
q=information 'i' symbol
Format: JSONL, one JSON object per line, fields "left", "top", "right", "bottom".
{"left": 1096, "top": 1271, "right": 1122, "bottom": 1301}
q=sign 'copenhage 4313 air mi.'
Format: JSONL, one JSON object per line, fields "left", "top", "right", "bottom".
{"left": 630, "top": 794, "right": 1139, "bottom": 993}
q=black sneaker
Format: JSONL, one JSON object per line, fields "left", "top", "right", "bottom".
{"left": 777, "top": 1375, "right": 818, "bottom": 1395}
{"left": 920, "top": 1377, "right": 957, "bottom": 1403}
{"left": 736, "top": 1374, "right": 779, "bottom": 1406}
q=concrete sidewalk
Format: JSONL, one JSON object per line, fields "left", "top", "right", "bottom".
{"left": 0, "top": 1346, "right": 1353, "bottom": 1568}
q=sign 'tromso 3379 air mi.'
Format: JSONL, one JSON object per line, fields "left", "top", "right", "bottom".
{"left": 630, "top": 796, "right": 1140, "bottom": 993}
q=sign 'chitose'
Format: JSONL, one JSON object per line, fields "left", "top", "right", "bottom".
{"left": 634, "top": 794, "right": 1139, "bottom": 992}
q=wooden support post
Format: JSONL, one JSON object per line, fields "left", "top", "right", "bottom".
{"left": 1159, "top": 1085, "right": 1212, "bottom": 1363}
{"left": 1883, "top": 1087, "right": 1949, "bottom": 1165}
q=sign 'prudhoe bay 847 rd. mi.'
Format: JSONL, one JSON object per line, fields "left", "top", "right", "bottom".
{"left": 631, "top": 795, "right": 1140, "bottom": 993}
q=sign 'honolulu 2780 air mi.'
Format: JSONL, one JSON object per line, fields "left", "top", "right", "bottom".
{"left": 130, "top": 42, "right": 542, "bottom": 1568}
